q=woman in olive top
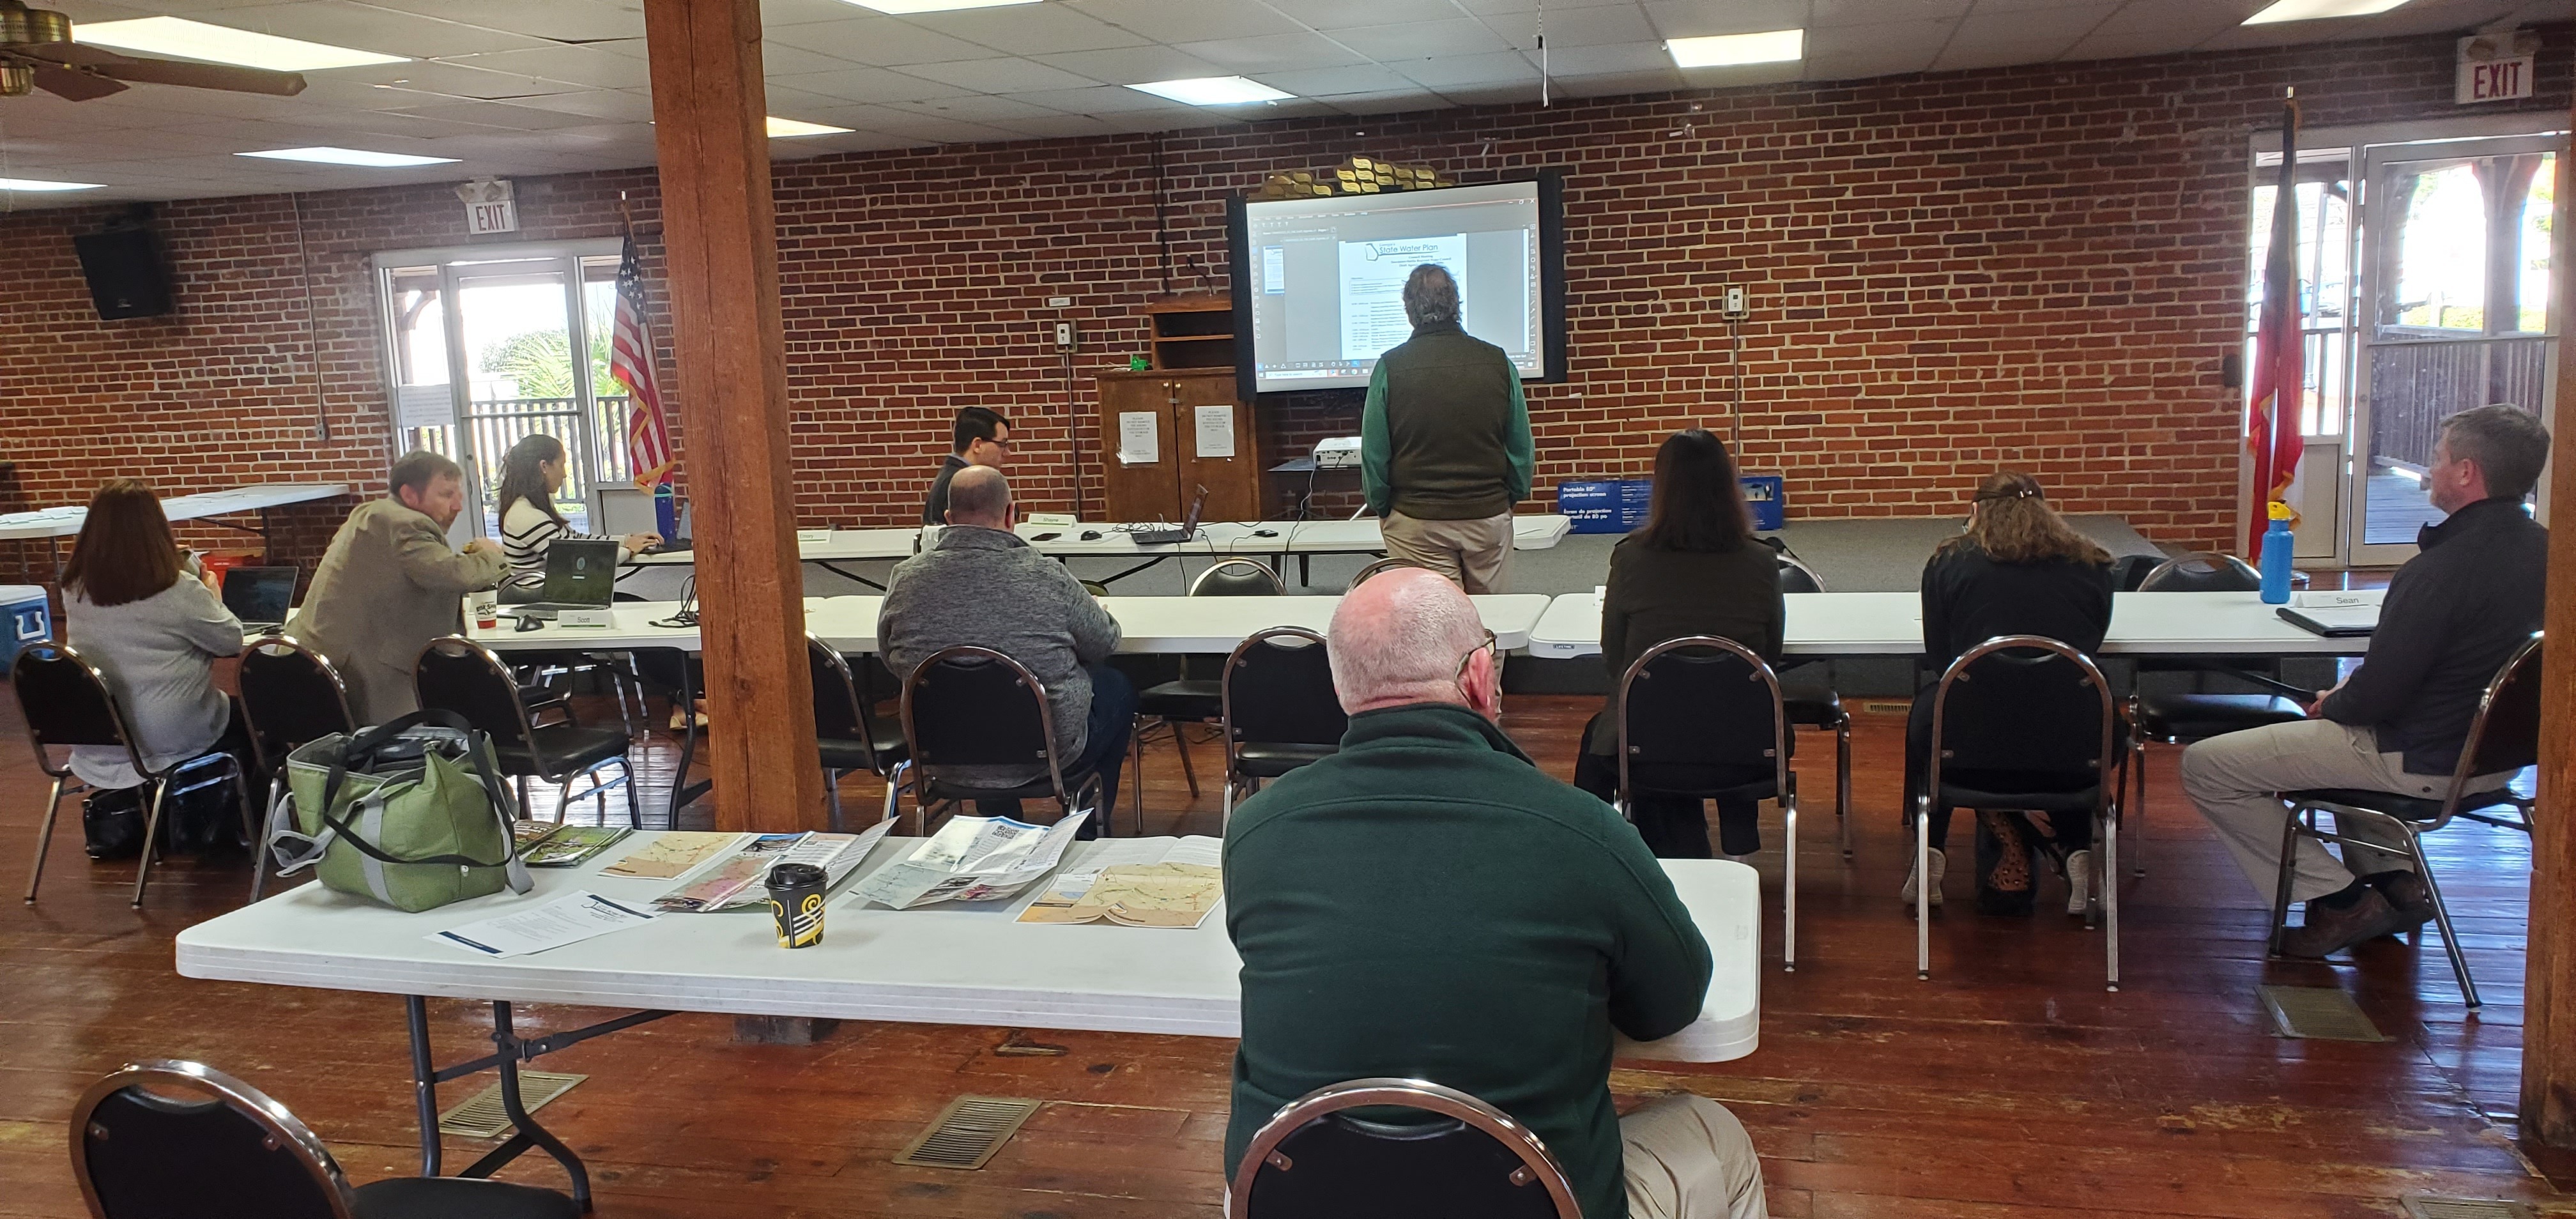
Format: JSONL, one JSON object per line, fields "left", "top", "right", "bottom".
{"left": 1572, "top": 429, "right": 1784, "bottom": 859}
{"left": 1903, "top": 470, "right": 2115, "bottom": 916}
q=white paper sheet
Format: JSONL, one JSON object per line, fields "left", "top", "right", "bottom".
{"left": 395, "top": 383, "right": 453, "bottom": 430}
{"left": 1118, "top": 411, "right": 1160, "bottom": 465}
{"left": 848, "top": 811, "right": 1091, "bottom": 909}
{"left": 1193, "top": 404, "right": 1236, "bottom": 459}
{"left": 428, "top": 891, "right": 657, "bottom": 958}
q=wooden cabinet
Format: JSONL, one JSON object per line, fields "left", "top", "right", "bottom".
{"left": 1097, "top": 370, "right": 1260, "bottom": 525}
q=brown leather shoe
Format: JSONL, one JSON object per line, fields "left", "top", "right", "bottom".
{"left": 2366, "top": 871, "right": 2437, "bottom": 930}
{"left": 2280, "top": 887, "right": 2409, "bottom": 958}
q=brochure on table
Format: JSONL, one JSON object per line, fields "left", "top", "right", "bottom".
{"left": 1018, "top": 836, "right": 1223, "bottom": 928}
{"left": 848, "top": 811, "right": 1092, "bottom": 910}
{"left": 651, "top": 822, "right": 893, "bottom": 913}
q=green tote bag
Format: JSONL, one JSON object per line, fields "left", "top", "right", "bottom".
{"left": 266, "top": 709, "right": 533, "bottom": 912}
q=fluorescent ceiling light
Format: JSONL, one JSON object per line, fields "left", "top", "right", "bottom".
{"left": 238, "top": 146, "right": 459, "bottom": 167}
{"left": 75, "top": 16, "right": 404, "bottom": 72}
{"left": 767, "top": 116, "right": 854, "bottom": 137}
{"left": 1667, "top": 29, "right": 1804, "bottom": 68}
{"left": 2242, "top": 0, "right": 2409, "bottom": 22}
{"left": 0, "top": 177, "right": 104, "bottom": 192}
{"left": 839, "top": 0, "right": 1041, "bottom": 12}
{"left": 1128, "top": 76, "right": 1293, "bottom": 105}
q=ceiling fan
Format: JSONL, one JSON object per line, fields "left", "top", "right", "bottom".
{"left": 0, "top": 1, "right": 305, "bottom": 101}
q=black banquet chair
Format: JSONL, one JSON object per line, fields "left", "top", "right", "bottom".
{"left": 1772, "top": 553, "right": 1853, "bottom": 859}
{"left": 1219, "top": 626, "right": 1347, "bottom": 821}
{"left": 1229, "top": 1077, "right": 1581, "bottom": 1219}
{"left": 237, "top": 635, "right": 358, "bottom": 901}
{"left": 72, "top": 1059, "right": 577, "bottom": 1219}
{"left": 2269, "top": 632, "right": 2541, "bottom": 1011}
{"left": 807, "top": 634, "right": 911, "bottom": 831}
{"left": 900, "top": 644, "right": 1108, "bottom": 833}
{"left": 2124, "top": 551, "right": 2306, "bottom": 877}
{"left": 1613, "top": 634, "right": 1805, "bottom": 970}
{"left": 1916, "top": 634, "right": 2124, "bottom": 990}
{"left": 14, "top": 640, "right": 254, "bottom": 909}
{"left": 1123, "top": 558, "right": 1285, "bottom": 815}
{"left": 413, "top": 638, "right": 637, "bottom": 827}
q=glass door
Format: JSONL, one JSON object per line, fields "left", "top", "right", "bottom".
{"left": 2350, "top": 135, "right": 2560, "bottom": 564}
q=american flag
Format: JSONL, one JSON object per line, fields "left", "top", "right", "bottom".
{"left": 610, "top": 233, "right": 675, "bottom": 491}
{"left": 2244, "top": 91, "right": 2306, "bottom": 555}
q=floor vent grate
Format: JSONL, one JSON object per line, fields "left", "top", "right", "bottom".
{"left": 2404, "top": 1197, "right": 2532, "bottom": 1219}
{"left": 436, "top": 1071, "right": 586, "bottom": 1140}
{"left": 893, "top": 1096, "right": 1041, "bottom": 1170}
{"left": 2259, "top": 985, "right": 2384, "bottom": 1042}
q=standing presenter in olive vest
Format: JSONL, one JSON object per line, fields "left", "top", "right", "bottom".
{"left": 1360, "top": 264, "right": 1535, "bottom": 594}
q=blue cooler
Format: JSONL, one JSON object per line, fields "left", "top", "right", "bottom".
{"left": 1740, "top": 475, "right": 1784, "bottom": 532}
{"left": 1, "top": 585, "right": 48, "bottom": 673}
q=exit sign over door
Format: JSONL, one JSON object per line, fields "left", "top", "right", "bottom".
{"left": 2457, "top": 34, "right": 2536, "bottom": 104}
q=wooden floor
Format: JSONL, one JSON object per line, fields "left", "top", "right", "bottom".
{"left": 4, "top": 691, "right": 2570, "bottom": 1218}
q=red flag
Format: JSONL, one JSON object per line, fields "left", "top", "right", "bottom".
{"left": 2246, "top": 92, "right": 2306, "bottom": 555}
{"left": 610, "top": 233, "right": 675, "bottom": 491}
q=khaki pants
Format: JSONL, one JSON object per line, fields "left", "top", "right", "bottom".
{"left": 1621, "top": 1095, "right": 1768, "bottom": 1219}
{"left": 1382, "top": 510, "right": 1514, "bottom": 594}
{"left": 2179, "top": 718, "right": 2503, "bottom": 904}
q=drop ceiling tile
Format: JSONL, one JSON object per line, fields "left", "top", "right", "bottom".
{"left": 1062, "top": 0, "right": 1307, "bottom": 40}
{"left": 1253, "top": 63, "right": 1418, "bottom": 96}
{"left": 1811, "top": 0, "right": 1973, "bottom": 23}
{"left": 272, "top": 107, "right": 530, "bottom": 139}
{"left": 1335, "top": 18, "right": 1516, "bottom": 58}
{"left": 762, "top": 41, "right": 876, "bottom": 75}
{"left": 320, "top": 59, "right": 581, "bottom": 100}
{"left": 1806, "top": 18, "right": 1959, "bottom": 59}
{"left": 1530, "top": 41, "right": 1673, "bottom": 75}
{"left": 886, "top": 93, "right": 1068, "bottom": 121}
{"left": 503, "top": 88, "right": 661, "bottom": 121}
{"left": 2196, "top": 0, "right": 2517, "bottom": 48}
{"left": 404, "top": 100, "right": 627, "bottom": 130}
{"left": 80, "top": 85, "right": 318, "bottom": 121}
{"left": 841, "top": 112, "right": 1027, "bottom": 143}
{"left": 891, "top": 5, "right": 1148, "bottom": 54}
{"left": 445, "top": 47, "right": 656, "bottom": 89}
{"left": 1476, "top": 6, "right": 1660, "bottom": 47}
{"left": 893, "top": 57, "right": 1103, "bottom": 92}
{"left": 360, "top": 0, "right": 648, "bottom": 42}
{"left": 758, "top": 14, "right": 992, "bottom": 65}
{"left": 772, "top": 65, "right": 981, "bottom": 103}
{"left": 1931, "top": 4, "right": 2118, "bottom": 67}
{"left": 1004, "top": 84, "right": 1201, "bottom": 114}
{"left": 1448, "top": 0, "right": 1643, "bottom": 13}
{"left": 973, "top": 112, "right": 1133, "bottom": 139}
{"left": 1266, "top": 0, "right": 1469, "bottom": 28}
{"left": 203, "top": 2, "right": 557, "bottom": 58}
{"left": 1548, "top": 65, "right": 1683, "bottom": 91}
{"left": 1031, "top": 44, "right": 1226, "bottom": 84}
{"left": 1171, "top": 31, "right": 1372, "bottom": 72}
{"left": 1394, "top": 50, "right": 1541, "bottom": 88}
{"left": 1641, "top": 0, "right": 1809, "bottom": 38}
{"left": 1804, "top": 47, "right": 1945, "bottom": 80}
{"left": 1318, "top": 88, "right": 1457, "bottom": 114}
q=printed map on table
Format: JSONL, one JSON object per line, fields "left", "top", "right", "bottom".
{"left": 1019, "top": 837, "right": 1223, "bottom": 928}
{"left": 599, "top": 832, "right": 746, "bottom": 880}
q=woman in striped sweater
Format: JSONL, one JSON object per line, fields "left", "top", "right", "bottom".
{"left": 494, "top": 433, "right": 658, "bottom": 602}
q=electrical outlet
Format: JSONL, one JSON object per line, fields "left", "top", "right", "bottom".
{"left": 1053, "top": 321, "right": 1077, "bottom": 352}
{"left": 1721, "top": 286, "right": 1750, "bottom": 321}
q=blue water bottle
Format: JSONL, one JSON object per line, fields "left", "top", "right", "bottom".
{"left": 2258, "top": 502, "right": 2294, "bottom": 604}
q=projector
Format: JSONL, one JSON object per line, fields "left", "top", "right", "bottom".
{"left": 1314, "top": 436, "right": 1363, "bottom": 468}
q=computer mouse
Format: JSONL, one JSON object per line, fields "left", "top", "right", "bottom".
{"left": 1031, "top": 532, "right": 1062, "bottom": 542}
{"left": 1252, "top": 528, "right": 1279, "bottom": 538}
{"left": 1080, "top": 530, "right": 1103, "bottom": 541}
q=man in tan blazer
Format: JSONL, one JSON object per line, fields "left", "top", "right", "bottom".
{"left": 288, "top": 451, "right": 509, "bottom": 724}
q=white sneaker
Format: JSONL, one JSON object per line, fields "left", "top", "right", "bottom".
{"left": 2064, "top": 849, "right": 2092, "bottom": 917}
{"left": 1901, "top": 847, "right": 1945, "bottom": 907}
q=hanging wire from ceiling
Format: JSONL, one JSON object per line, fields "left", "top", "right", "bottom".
{"left": 1537, "top": 0, "right": 1549, "bottom": 107}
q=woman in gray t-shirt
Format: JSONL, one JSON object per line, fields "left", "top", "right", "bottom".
{"left": 59, "top": 480, "right": 247, "bottom": 791}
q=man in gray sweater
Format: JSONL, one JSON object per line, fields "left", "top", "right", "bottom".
{"left": 877, "top": 466, "right": 1133, "bottom": 824}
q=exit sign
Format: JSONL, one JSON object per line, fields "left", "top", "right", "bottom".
{"left": 457, "top": 176, "right": 519, "bottom": 234}
{"left": 2457, "top": 34, "right": 2536, "bottom": 104}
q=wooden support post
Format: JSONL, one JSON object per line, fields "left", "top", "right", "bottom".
{"left": 2529, "top": 141, "right": 2576, "bottom": 1148}
{"left": 640, "top": 0, "right": 818, "bottom": 833}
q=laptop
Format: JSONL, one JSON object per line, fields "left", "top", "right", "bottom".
{"left": 220, "top": 566, "right": 298, "bottom": 632}
{"left": 515, "top": 539, "right": 620, "bottom": 620}
{"left": 1129, "top": 487, "right": 1208, "bottom": 546}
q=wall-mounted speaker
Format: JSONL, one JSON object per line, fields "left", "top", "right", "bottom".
{"left": 72, "top": 225, "right": 174, "bottom": 321}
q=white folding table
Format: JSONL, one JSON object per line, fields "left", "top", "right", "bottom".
{"left": 624, "top": 516, "right": 1575, "bottom": 589}
{"left": 1, "top": 482, "right": 348, "bottom": 578}
{"left": 176, "top": 836, "right": 1758, "bottom": 1205}
{"left": 1523, "top": 589, "right": 2377, "bottom": 660}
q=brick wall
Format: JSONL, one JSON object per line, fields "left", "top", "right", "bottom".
{"left": 2, "top": 27, "right": 2564, "bottom": 569}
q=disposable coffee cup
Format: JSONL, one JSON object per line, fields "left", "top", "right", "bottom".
{"left": 767, "top": 862, "right": 827, "bottom": 948}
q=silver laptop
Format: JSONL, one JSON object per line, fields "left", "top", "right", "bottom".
{"left": 220, "top": 566, "right": 297, "bottom": 632}
{"left": 515, "top": 539, "right": 619, "bottom": 620}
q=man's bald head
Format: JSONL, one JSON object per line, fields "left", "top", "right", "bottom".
{"left": 945, "top": 465, "right": 1011, "bottom": 526}
{"left": 1328, "top": 567, "right": 1493, "bottom": 715}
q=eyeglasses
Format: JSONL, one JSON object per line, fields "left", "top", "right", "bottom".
{"left": 1453, "top": 628, "right": 1499, "bottom": 683}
